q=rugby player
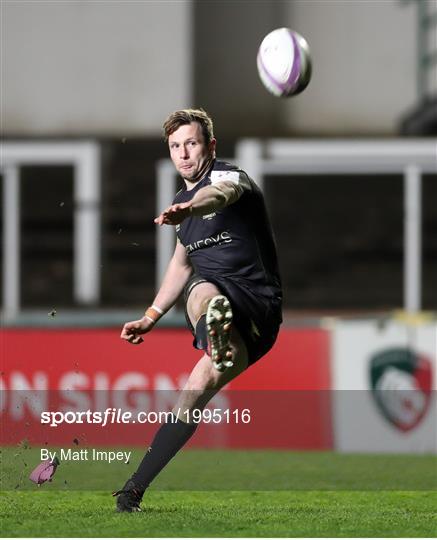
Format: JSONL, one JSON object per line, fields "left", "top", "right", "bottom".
{"left": 113, "top": 108, "right": 282, "bottom": 512}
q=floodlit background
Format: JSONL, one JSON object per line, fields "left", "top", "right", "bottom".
{"left": 1, "top": 0, "right": 436, "bottom": 317}
{"left": 1, "top": 0, "right": 436, "bottom": 463}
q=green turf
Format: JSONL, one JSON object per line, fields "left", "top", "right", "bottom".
{"left": 1, "top": 449, "right": 436, "bottom": 536}
{"left": 1, "top": 490, "right": 436, "bottom": 537}
{"left": 2, "top": 448, "right": 436, "bottom": 490}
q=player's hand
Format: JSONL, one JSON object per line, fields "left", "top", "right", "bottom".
{"left": 154, "top": 202, "right": 192, "bottom": 226}
{"left": 120, "top": 317, "right": 154, "bottom": 345}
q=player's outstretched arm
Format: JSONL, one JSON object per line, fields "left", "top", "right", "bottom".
{"left": 154, "top": 181, "right": 245, "bottom": 226}
{"left": 120, "top": 240, "right": 192, "bottom": 345}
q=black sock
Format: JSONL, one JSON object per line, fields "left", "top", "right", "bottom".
{"left": 131, "top": 414, "right": 197, "bottom": 493}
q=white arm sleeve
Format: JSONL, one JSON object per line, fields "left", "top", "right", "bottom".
{"left": 210, "top": 170, "right": 252, "bottom": 206}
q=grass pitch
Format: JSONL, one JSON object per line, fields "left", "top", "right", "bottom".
{"left": 1, "top": 449, "right": 436, "bottom": 537}
{"left": 1, "top": 490, "right": 436, "bottom": 537}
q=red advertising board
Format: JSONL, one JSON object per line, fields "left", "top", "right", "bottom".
{"left": 1, "top": 328, "right": 332, "bottom": 449}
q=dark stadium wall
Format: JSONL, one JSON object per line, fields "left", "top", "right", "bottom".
{"left": 9, "top": 153, "right": 437, "bottom": 311}
{"left": 2, "top": 3, "right": 435, "bottom": 315}
{"left": 192, "top": 0, "right": 286, "bottom": 137}
{"left": 280, "top": 1, "right": 418, "bottom": 136}
{"left": 2, "top": 2, "right": 192, "bottom": 135}
{"left": 3, "top": 1, "right": 418, "bottom": 137}
{"left": 193, "top": 1, "right": 417, "bottom": 137}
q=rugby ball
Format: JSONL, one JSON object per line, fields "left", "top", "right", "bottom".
{"left": 257, "top": 27, "right": 312, "bottom": 97}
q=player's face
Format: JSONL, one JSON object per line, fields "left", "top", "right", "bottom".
{"left": 168, "top": 122, "right": 216, "bottom": 182}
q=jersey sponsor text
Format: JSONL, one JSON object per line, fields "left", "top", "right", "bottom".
{"left": 186, "top": 231, "right": 232, "bottom": 254}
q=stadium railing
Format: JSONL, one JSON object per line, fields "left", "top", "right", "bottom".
{"left": 1, "top": 141, "right": 101, "bottom": 322}
{"left": 1, "top": 138, "right": 436, "bottom": 323}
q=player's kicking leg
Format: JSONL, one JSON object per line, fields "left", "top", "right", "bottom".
{"left": 114, "top": 282, "right": 248, "bottom": 512}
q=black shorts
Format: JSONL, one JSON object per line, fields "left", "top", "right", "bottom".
{"left": 183, "top": 274, "right": 282, "bottom": 365}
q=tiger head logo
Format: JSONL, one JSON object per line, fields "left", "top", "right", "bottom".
{"left": 370, "top": 348, "right": 433, "bottom": 432}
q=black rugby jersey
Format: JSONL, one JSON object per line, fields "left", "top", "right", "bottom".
{"left": 173, "top": 160, "right": 282, "bottom": 301}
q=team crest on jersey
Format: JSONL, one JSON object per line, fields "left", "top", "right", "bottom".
{"left": 369, "top": 347, "right": 433, "bottom": 432}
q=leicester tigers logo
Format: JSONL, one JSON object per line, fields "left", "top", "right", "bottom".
{"left": 369, "top": 348, "right": 433, "bottom": 432}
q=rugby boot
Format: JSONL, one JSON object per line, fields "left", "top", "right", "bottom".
{"left": 112, "top": 478, "right": 143, "bottom": 512}
{"left": 206, "top": 295, "right": 234, "bottom": 371}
